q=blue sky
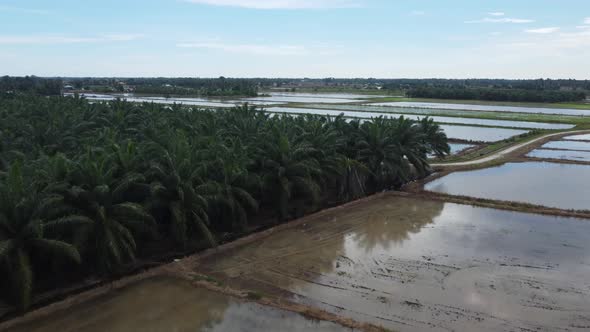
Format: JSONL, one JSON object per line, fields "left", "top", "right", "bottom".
{"left": 1, "top": 0, "right": 589, "bottom": 78}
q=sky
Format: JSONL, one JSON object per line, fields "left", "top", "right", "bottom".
{"left": 1, "top": 0, "right": 589, "bottom": 79}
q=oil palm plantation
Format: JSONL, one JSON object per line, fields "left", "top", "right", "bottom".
{"left": 0, "top": 92, "right": 448, "bottom": 311}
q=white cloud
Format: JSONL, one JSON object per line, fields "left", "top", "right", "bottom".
{"left": 488, "top": 12, "right": 505, "bottom": 16}
{"left": 585, "top": 17, "right": 590, "bottom": 24}
{"left": 525, "top": 27, "right": 560, "bottom": 34}
{"left": 0, "top": 34, "right": 143, "bottom": 45}
{"left": 177, "top": 42, "right": 309, "bottom": 55}
{"left": 183, "top": 0, "right": 361, "bottom": 9}
{"left": 466, "top": 17, "right": 534, "bottom": 24}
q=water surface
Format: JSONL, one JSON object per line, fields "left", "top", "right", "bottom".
{"left": 6, "top": 277, "right": 347, "bottom": 332}
{"left": 527, "top": 149, "right": 590, "bottom": 162}
{"left": 563, "top": 134, "right": 590, "bottom": 141}
{"left": 541, "top": 140, "right": 590, "bottom": 151}
{"left": 425, "top": 161, "right": 590, "bottom": 210}
{"left": 438, "top": 125, "right": 527, "bottom": 142}
{"left": 264, "top": 92, "right": 386, "bottom": 99}
{"left": 199, "top": 195, "right": 590, "bottom": 332}
{"left": 448, "top": 143, "right": 474, "bottom": 154}
{"left": 368, "top": 101, "right": 590, "bottom": 116}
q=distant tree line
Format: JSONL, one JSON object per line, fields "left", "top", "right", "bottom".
{"left": 0, "top": 76, "right": 62, "bottom": 96}
{"left": 64, "top": 77, "right": 258, "bottom": 97}
{"left": 405, "top": 86, "right": 586, "bottom": 103}
{"left": 132, "top": 77, "right": 258, "bottom": 97}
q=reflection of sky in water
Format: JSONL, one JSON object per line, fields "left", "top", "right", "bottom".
{"left": 541, "top": 140, "right": 590, "bottom": 151}
{"left": 368, "top": 101, "right": 590, "bottom": 116}
{"left": 343, "top": 202, "right": 590, "bottom": 269}
{"left": 563, "top": 134, "right": 590, "bottom": 141}
{"left": 527, "top": 149, "right": 590, "bottom": 161}
{"left": 426, "top": 162, "right": 590, "bottom": 210}
{"left": 198, "top": 195, "right": 590, "bottom": 331}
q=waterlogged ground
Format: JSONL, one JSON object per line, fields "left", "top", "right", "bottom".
{"left": 196, "top": 195, "right": 590, "bottom": 332}
{"left": 437, "top": 125, "right": 527, "bottom": 142}
{"left": 426, "top": 162, "right": 590, "bottom": 210}
{"left": 563, "top": 134, "right": 590, "bottom": 141}
{"left": 448, "top": 143, "right": 474, "bottom": 154}
{"left": 527, "top": 149, "right": 590, "bottom": 162}
{"left": 367, "top": 101, "right": 590, "bottom": 116}
{"left": 541, "top": 140, "right": 590, "bottom": 151}
{"left": 5, "top": 277, "right": 350, "bottom": 332}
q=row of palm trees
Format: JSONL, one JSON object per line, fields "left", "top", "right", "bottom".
{"left": 0, "top": 94, "right": 449, "bottom": 310}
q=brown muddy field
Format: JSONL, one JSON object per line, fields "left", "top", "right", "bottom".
{"left": 4, "top": 276, "right": 352, "bottom": 332}
{"left": 193, "top": 195, "right": 590, "bottom": 332}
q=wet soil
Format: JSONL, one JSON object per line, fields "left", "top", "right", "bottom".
{"left": 191, "top": 195, "right": 590, "bottom": 332}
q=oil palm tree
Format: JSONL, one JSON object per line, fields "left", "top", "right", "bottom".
{"left": 259, "top": 127, "right": 322, "bottom": 220}
{"left": 356, "top": 118, "right": 409, "bottom": 190}
{"left": 145, "top": 133, "right": 216, "bottom": 249}
{"left": 418, "top": 117, "right": 450, "bottom": 158}
{"left": 0, "top": 162, "right": 81, "bottom": 310}
{"left": 64, "top": 151, "right": 156, "bottom": 274}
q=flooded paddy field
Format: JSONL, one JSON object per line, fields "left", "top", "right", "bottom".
{"left": 366, "top": 101, "right": 590, "bottom": 117}
{"left": 527, "top": 149, "right": 590, "bottom": 162}
{"left": 244, "top": 96, "right": 361, "bottom": 104}
{"left": 448, "top": 143, "right": 475, "bottom": 154}
{"left": 4, "top": 277, "right": 350, "bottom": 332}
{"left": 195, "top": 195, "right": 590, "bottom": 332}
{"left": 541, "top": 140, "right": 590, "bottom": 151}
{"left": 564, "top": 134, "right": 590, "bottom": 141}
{"left": 267, "top": 107, "right": 574, "bottom": 130}
{"left": 437, "top": 125, "right": 527, "bottom": 142}
{"left": 425, "top": 161, "right": 590, "bottom": 210}
{"left": 261, "top": 92, "right": 386, "bottom": 99}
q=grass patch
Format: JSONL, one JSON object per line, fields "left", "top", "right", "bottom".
{"left": 191, "top": 274, "right": 224, "bottom": 287}
{"left": 246, "top": 291, "right": 264, "bottom": 300}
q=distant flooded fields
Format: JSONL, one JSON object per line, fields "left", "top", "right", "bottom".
{"left": 367, "top": 101, "right": 590, "bottom": 116}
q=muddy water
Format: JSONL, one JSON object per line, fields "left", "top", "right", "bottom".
{"left": 527, "top": 149, "right": 590, "bottom": 162}
{"left": 541, "top": 140, "right": 590, "bottom": 151}
{"left": 5, "top": 277, "right": 349, "bottom": 332}
{"left": 197, "top": 195, "right": 590, "bottom": 331}
{"left": 425, "top": 162, "right": 590, "bottom": 210}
